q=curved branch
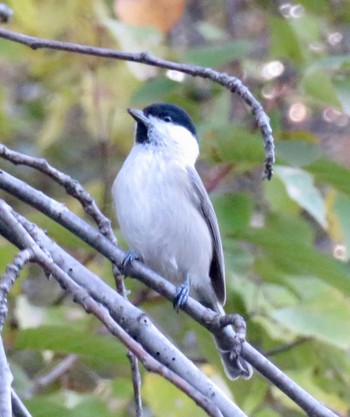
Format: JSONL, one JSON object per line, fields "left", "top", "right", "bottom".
{"left": 0, "top": 28, "right": 275, "bottom": 180}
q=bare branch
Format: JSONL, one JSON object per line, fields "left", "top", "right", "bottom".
{"left": 0, "top": 168, "right": 338, "bottom": 417}
{"left": 0, "top": 336, "right": 12, "bottom": 417}
{"left": 30, "top": 355, "right": 78, "bottom": 396}
{"left": 0, "top": 28, "right": 275, "bottom": 179}
{"left": 128, "top": 353, "right": 144, "bottom": 417}
{"left": 0, "top": 247, "right": 32, "bottom": 417}
{"left": 0, "top": 248, "right": 33, "bottom": 332}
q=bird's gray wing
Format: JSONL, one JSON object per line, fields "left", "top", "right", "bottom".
{"left": 186, "top": 167, "right": 226, "bottom": 305}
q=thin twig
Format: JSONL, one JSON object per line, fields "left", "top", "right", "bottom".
{"left": 0, "top": 28, "right": 275, "bottom": 179}
{"left": 30, "top": 354, "right": 78, "bottom": 396}
{"left": 266, "top": 338, "right": 310, "bottom": 357}
{"left": 0, "top": 248, "right": 33, "bottom": 332}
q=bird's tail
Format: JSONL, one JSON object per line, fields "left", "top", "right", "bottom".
{"left": 212, "top": 304, "right": 253, "bottom": 380}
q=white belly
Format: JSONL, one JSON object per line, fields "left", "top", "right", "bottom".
{"left": 112, "top": 148, "right": 213, "bottom": 298}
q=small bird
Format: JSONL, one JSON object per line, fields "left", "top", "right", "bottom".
{"left": 112, "top": 102, "right": 253, "bottom": 380}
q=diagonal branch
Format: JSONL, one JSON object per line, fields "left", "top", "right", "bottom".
{"left": 0, "top": 248, "right": 33, "bottom": 332}
{"left": 0, "top": 27, "right": 275, "bottom": 180}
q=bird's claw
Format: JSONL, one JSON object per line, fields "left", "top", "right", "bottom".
{"left": 219, "top": 313, "right": 247, "bottom": 360}
{"left": 121, "top": 250, "right": 142, "bottom": 269}
{"left": 173, "top": 273, "right": 191, "bottom": 312}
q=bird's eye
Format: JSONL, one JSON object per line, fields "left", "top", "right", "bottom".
{"left": 164, "top": 115, "right": 172, "bottom": 122}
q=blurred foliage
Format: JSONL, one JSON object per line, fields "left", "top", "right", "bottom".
{"left": 1, "top": 0, "right": 350, "bottom": 416}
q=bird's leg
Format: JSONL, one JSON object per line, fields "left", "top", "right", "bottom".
{"left": 219, "top": 314, "right": 247, "bottom": 360}
{"left": 173, "top": 272, "right": 191, "bottom": 312}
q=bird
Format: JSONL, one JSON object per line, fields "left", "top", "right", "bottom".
{"left": 112, "top": 102, "right": 253, "bottom": 380}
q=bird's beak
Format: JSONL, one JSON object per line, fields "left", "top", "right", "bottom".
{"left": 127, "top": 108, "right": 150, "bottom": 126}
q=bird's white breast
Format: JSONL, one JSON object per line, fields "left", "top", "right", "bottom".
{"left": 112, "top": 144, "right": 213, "bottom": 291}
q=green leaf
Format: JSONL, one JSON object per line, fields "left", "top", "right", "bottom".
{"left": 307, "top": 158, "right": 350, "bottom": 196}
{"left": 272, "top": 288, "right": 350, "bottom": 349}
{"left": 132, "top": 77, "right": 179, "bottom": 103}
{"left": 302, "top": 69, "right": 341, "bottom": 108}
{"left": 334, "top": 79, "right": 350, "bottom": 115}
{"left": 213, "top": 193, "right": 252, "bottom": 234}
{"left": 266, "top": 213, "right": 314, "bottom": 246}
{"left": 269, "top": 16, "right": 304, "bottom": 64}
{"left": 26, "top": 397, "right": 69, "bottom": 417}
{"left": 264, "top": 176, "right": 299, "bottom": 215}
{"left": 196, "top": 22, "right": 226, "bottom": 41}
{"left": 38, "top": 93, "right": 75, "bottom": 150}
{"left": 70, "top": 397, "right": 115, "bottom": 417}
{"left": 309, "top": 55, "right": 350, "bottom": 72}
{"left": 203, "top": 125, "right": 264, "bottom": 168}
{"left": 276, "top": 140, "right": 322, "bottom": 167}
{"left": 276, "top": 166, "right": 327, "bottom": 228}
{"left": 143, "top": 374, "right": 207, "bottom": 417}
{"left": 184, "top": 40, "right": 253, "bottom": 67}
{"left": 15, "top": 325, "right": 127, "bottom": 364}
{"left": 333, "top": 193, "right": 350, "bottom": 260}
{"left": 236, "top": 227, "right": 350, "bottom": 294}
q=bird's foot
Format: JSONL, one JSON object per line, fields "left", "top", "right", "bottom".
{"left": 173, "top": 273, "right": 191, "bottom": 312}
{"left": 219, "top": 314, "right": 247, "bottom": 360}
{"left": 121, "top": 249, "right": 142, "bottom": 270}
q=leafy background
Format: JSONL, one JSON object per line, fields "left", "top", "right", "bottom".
{"left": 1, "top": 0, "right": 350, "bottom": 416}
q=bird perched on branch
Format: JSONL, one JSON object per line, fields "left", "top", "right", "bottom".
{"left": 112, "top": 102, "right": 253, "bottom": 380}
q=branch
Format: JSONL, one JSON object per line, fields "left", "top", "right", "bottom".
{"left": 0, "top": 200, "right": 240, "bottom": 417}
{"left": 0, "top": 248, "right": 33, "bottom": 417}
{"left": 0, "top": 336, "right": 12, "bottom": 417}
{"left": 0, "top": 248, "right": 33, "bottom": 331}
{"left": 0, "top": 28, "right": 275, "bottom": 180}
{"left": 127, "top": 353, "right": 144, "bottom": 417}
{"left": 0, "top": 166, "right": 338, "bottom": 417}
{"left": 30, "top": 354, "right": 78, "bottom": 396}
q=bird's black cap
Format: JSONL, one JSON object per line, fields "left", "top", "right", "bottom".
{"left": 143, "top": 103, "right": 197, "bottom": 137}
{"left": 129, "top": 103, "right": 197, "bottom": 144}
